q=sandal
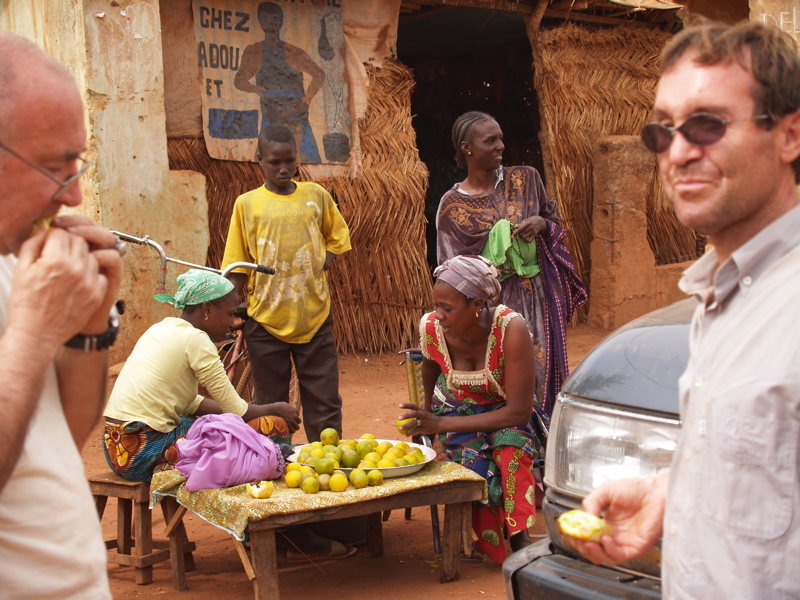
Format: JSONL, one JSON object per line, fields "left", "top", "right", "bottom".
{"left": 461, "top": 547, "right": 487, "bottom": 563}
{"left": 286, "top": 540, "right": 357, "bottom": 564}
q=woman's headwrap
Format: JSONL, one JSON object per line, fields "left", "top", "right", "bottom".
{"left": 433, "top": 255, "right": 501, "bottom": 304}
{"left": 153, "top": 269, "right": 234, "bottom": 310}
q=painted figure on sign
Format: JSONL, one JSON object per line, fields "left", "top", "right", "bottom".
{"left": 234, "top": 1, "right": 325, "bottom": 162}
{"left": 317, "top": 10, "right": 351, "bottom": 162}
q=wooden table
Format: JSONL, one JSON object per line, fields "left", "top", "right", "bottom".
{"left": 244, "top": 479, "right": 483, "bottom": 599}
{"left": 158, "top": 469, "right": 484, "bottom": 600}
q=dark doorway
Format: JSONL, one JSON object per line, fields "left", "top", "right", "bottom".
{"left": 397, "top": 8, "right": 544, "bottom": 273}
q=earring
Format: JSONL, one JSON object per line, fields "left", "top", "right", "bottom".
{"left": 204, "top": 313, "right": 209, "bottom": 321}
{"left": 467, "top": 151, "right": 472, "bottom": 156}
{"left": 475, "top": 309, "right": 481, "bottom": 318}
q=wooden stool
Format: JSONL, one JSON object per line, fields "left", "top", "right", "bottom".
{"left": 88, "top": 471, "right": 195, "bottom": 589}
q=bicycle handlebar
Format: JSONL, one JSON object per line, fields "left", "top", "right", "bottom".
{"left": 220, "top": 262, "right": 276, "bottom": 277}
{"left": 111, "top": 230, "right": 276, "bottom": 294}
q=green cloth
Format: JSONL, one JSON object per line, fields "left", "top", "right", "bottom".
{"left": 480, "top": 219, "right": 539, "bottom": 281}
{"left": 154, "top": 269, "right": 234, "bottom": 310}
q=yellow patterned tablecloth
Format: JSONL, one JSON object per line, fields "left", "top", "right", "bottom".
{"left": 150, "top": 462, "right": 486, "bottom": 540}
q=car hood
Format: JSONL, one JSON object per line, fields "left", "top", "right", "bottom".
{"left": 563, "top": 298, "right": 695, "bottom": 416}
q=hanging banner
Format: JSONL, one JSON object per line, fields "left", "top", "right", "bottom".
{"left": 193, "top": 0, "right": 351, "bottom": 164}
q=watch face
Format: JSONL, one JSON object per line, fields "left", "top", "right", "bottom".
{"left": 109, "top": 305, "right": 121, "bottom": 329}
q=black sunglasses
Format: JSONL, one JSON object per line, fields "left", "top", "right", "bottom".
{"left": 640, "top": 112, "right": 769, "bottom": 154}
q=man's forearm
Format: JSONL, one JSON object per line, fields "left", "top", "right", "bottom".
{"left": 55, "top": 349, "right": 108, "bottom": 450}
{"left": 0, "top": 333, "right": 54, "bottom": 492}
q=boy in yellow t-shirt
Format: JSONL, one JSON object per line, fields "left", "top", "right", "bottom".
{"left": 222, "top": 124, "right": 351, "bottom": 442}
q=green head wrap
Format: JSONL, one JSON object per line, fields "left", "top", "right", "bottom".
{"left": 153, "top": 269, "right": 234, "bottom": 310}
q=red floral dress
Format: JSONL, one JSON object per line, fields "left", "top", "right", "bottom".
{"left": 420, "top": 305, "right": 537, "bottom": 563}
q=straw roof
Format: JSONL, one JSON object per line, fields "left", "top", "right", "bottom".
{"left": 167, "top": 59, "right": 432, "bottom": 354}
{"left": 533, "top": 23, "right": 703, "bottom": 304}
{"left": 400, "top": 0, "right": 685, "bottom": 27}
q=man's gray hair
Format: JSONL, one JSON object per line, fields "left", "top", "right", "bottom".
{"left": 0, "top": 33, "right": 74, "bottom": 140}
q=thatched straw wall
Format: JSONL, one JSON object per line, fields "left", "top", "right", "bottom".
{"left": 533, "top": 24, "right": 703, "bottom": 299}
{"left": 167, "top": 59, "right": 431, "bottom": 354}
{"left": 313, "top": 59, "right": 432, "bottom": 354}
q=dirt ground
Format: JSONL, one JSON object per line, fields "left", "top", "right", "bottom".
{"left": 81, "top": 323, "right": 606, "bottom": 600}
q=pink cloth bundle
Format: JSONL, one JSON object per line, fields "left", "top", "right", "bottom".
{"left": 176, "top": 413, "right": 285, "bottom": 491}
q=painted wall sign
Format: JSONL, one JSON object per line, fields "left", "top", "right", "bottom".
{"left": 193, "top": 0, "right": 351, "bottom": 164}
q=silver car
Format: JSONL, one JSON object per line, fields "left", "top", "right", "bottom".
{"left": 504, "top": 299, "right": 694, "bottom": 599}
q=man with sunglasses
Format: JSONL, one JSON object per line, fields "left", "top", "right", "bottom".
{"left": 0, "top": 33, "right": 122, "bottom": 597}
{"left": 568, "top": 20, "right": 800, "bottom": 599}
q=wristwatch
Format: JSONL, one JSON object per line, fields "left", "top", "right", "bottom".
{"left": 65, "top": 305, "right": 121, "bottom": 351}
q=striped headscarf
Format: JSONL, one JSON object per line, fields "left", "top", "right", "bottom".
{"left": 433, "top": 255, "right": 501, "bottom": 304}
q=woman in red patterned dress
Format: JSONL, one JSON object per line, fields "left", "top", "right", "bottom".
{"left": 399, "top": 255, "right": 538, "bottom": 563}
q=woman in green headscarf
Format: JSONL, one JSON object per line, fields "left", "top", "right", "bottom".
{"left": 103, "top": 270, "right": 301, "bottom": 482}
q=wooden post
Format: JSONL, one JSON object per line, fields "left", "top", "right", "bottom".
{"left": 133, "top": 500, "right": 154, "bottom": 585}
{"left": 234, "top": 540, "right": 257, "bottom": 581}
{"left": 367, "top": 512, "right": 384, "bottom": 557}
{"left": 251, "top": 528, "right": 279, "bottom": 600}
{"left": 161, "top": 498, "right": 190, "bottom": 590}
{"left": 440, "top": 501, "right": 466, "bottom": 583}
{"left": 168, "top": 525, "right": 187, "bottom": 591}
{"left": 525, "top": 0, "right": 550, "bottom": 35}
{"left": 117, "top": 498, "right": 133, "bottom": 555}
{"left": 527, "top": 0, "right": 559, "bottom": 212}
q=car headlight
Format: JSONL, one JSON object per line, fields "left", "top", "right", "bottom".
{"left": 544, "top": 393, "right": 680, "bottom": 498}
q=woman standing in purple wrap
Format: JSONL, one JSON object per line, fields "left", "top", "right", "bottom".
{"left": 436, "top": 111, "right": 587, "bottom": 420}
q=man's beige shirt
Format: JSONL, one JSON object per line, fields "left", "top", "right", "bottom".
{"left": 663, "top": 204, "right": 800, "bottom": 599}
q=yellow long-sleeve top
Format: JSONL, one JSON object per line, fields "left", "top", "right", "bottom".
{"left": 221, "top": 181, "right": 351, "bottom": 343}
{"left": 104, "top": 318, "right": 247, "bottom": 433}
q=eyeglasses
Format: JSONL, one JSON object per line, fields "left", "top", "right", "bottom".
{"left": 640, "top": 112, "right": 770, "bottom": 154}
{"left": 0, "top": 140, "right": 92, "bottom": 201}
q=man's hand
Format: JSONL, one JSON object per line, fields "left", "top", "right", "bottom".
{"left": 569, "top": 472, "right": 669, "bottom": 566}
{"left": 7, "top": 216, "right": 122, "bottom": 353}
{"left": 58, "top": 215, "right": 123, "bottom": 333}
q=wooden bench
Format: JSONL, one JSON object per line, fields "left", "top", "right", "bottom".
{"left": 88, "top": 471, "right": 196, "bottom": 589}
